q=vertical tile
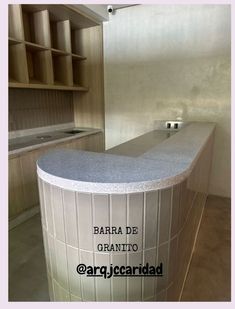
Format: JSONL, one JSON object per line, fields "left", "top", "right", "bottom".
{"left": 128, "top": 193, "right": 144, "bottom": 251}
{"left": 111, "top": 253, "right": 127, "bottom": 301}
{"left": 42, "top": 226, "right": 51, "bottom": 275}
{"left": 43, "top": 182, "right": 54, "bottom": 236}
{"left": 157, "top": 242, "right": 169, "bottom": 292}
{"left": 51, "top": 185, "right": 65, "bottom": 242}
{"left": 80, "top": 250, "right": 95, "bottom": 301}
{"left": 53, "top": 279, "right": 70, "bottom": 301}
{"left": 168, "top": 236, "right": 178, "bottom": 284}
{"left": 47, "top": 272, "right": 54, "bottom": 301}
{"left": 77, "top": 193, "right": 93, "bottom": 251}
{"left": 48, "top": 233, "right": 57, "bottom": 281}
{"left": 93, "top": 194, "right": 109, "bottom": 251}
{"left": 63, "top": 190, "right": 78, "bottom": 247}
{"left": 94, "top": 253, "right": 111, "bottom": 301}
{"left": 159, "top": 188, "right": 172, "bottom": 245}
{"left": 155, "top": 288, "right": 167, "bottom": 301}
{"left": 127, "top": 251, "right": 142, "bottom": 301}
{"left": 145, "top": 191, "right": 158, "bottom": 249}
{"left": 9, "top": 88, "right": 73, "bottom": 130}
{"left": 171, "top": 184, "right": 181, "bottom": 237}
{"left": 67, "top": 245, "right": 81, "bottom": 298}
{"left": 143, "top": 248, "right": 157, "bottom": 300}
{"left": 38, "top": 178, "right": 46, "bottom": 229}
{"left": 55, "top": 239, "right": 69, "bottom": 291}
{"left": 166, "top": 281, "right": 180, "bottom": 301}
{"left": 70, "top": 294, "right": 82, "bottom": 301}
{"left": 110, "top": 194, "right": 127, "bottom": 245}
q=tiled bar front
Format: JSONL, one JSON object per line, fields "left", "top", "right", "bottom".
{"left": 37, "top": 130, "right": 214, "bottom": 301}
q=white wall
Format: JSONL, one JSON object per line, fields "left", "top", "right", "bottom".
{"left": 104, "top": 5, "right": 231, "bottom": 197}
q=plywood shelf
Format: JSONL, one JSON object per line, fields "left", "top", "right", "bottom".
{"left": 9, "top": 37, "right": 22, "bottom": 45}
{"left": 72, "top": 53, "right": 86, "bottom": 61}
{"left": 9, "top": 4, "right": 89, "bottom": 92}
{"left": 25, "top": 41, "right": 49, "bottom": 51}
{"left": 51, "top": 48, "right": 69, "bottom": 56}
{"left": 9, "top": 82, "right": 88, "bottom": 91}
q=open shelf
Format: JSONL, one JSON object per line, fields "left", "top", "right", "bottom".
{"left": 9, "top": 4, "right": 91, "bottom": 92}
{"left": 52, "top": 54, "right": 73, "bottom": 86}
{"left": 71, "top": 28, "right": 85, "bottom": 56}
{"left": 72, "top": 58, "right": 87, "bottom": 88}
{"left": 9, "top": 5, "right": 24, "bottom": 40}
{"left": 9, "top": 37, "right": 22, "bottom": 45}
{"left": 22, "top": 7, "right": 51, "bottom": 47}
{"left": 9, "top": 82, "right": 88, "bottom": 91}
{"left": 26, "top": 45, "right": 53, "bottom": 84}
{"left": 50, "top": 19, "right": 71, "bottom": 52}
{"left": 9, "top": 43, "right": 28, "bottom": 83}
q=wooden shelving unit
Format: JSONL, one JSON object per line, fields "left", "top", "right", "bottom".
{"left": 8, "top": 4, "right": 90, "bottom": 91}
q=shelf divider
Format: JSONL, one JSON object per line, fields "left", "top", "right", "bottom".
{"left": 50, "top": 19, "right": 72, "bottom": 52}
{"left": 52, "top": 54, "right": 73, "bottom": 86}
{"left": 9, "top": 4, "right": 25, "bottom": 40}
{"left": 9, "top": 43, "right": 29, "bottom": 83}
{"left": 22, "top": 9, "right": 51, "bottom": 47}
{"left": 9, "top": 82, "right": 88, "bottom": 92}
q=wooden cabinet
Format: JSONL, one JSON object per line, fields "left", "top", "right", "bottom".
{"left": 9, "top": 133, "right": 104, "bottom": 219}
{"left": 8, "top": 4, "right": 100, "bottom": 91}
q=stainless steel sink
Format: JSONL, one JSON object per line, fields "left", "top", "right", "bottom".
{"left": 63, "top": 129, "right": 86, "bottom": 134}
{"left": 36, "top": 135, "right": 52, "bottom": 139}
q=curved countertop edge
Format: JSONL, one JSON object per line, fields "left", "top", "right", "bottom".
{"left": 36, "top": 122, "right": 215, "bottom": 194}
{"left": 37, "top": 164, "right": 191, "bottom": 194}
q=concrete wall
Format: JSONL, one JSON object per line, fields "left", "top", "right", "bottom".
{"left": 103, "top": 5, "right": 231, "bottom": 197}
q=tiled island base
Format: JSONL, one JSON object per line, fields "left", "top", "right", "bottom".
{"left": 37, "top": 124, "right": 214, "bottom": 301}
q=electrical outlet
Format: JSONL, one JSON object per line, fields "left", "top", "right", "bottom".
{"left": 165, "top": 121, "right": 183, "bottom": 130}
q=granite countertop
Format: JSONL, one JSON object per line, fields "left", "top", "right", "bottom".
{"left": 37, "top": 122, "right": 215, "bottom": 193}
{"left": 9, "top": 127, "right": 102, "bottom": 157}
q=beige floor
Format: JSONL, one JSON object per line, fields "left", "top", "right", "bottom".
{"left": 9, "top": 195, "right": 231, "bottom": 302}
{"left": 181, "top": 195, "right": 231, "bottom": 301}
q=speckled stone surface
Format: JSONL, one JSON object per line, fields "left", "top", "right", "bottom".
{"left": 9, "top": 127, "right": 102, "bottom": 157}
{"left": 37, "top": 122, "right": 215, "bottom": 193}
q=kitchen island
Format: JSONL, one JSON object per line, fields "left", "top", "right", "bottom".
{"left": 37, "top": 122, "right": 215, "bottom": 301}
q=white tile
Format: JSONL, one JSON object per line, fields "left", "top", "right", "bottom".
{"left": 110, "top": 194, "right": 127, "bottom": 246}
{"left": 77, "top": 193, "right": 93, "bottom": 251}
{"left": 111, "top": 253, "right": 127, "bottom": 301}
{"left": 155, "top": 288, "right": 167, "bottom": 301}
{"left": 48, "top": 233, "right": 57, "bottom": 281}
{"left": 38, "top": 178, "right": 46, "bottom": 229}
{"left": 159, "top": 188, "right": 172, "bottom": 245}
{"left": 70, "top": 293, "right": 82, "bottom": 301}
{"left": 42, "top": 227, "right": 51, "bottom": 275}
{"left": 145, "top": 191, "right": 158, "bottom": 249}
{"left": 51, "top": 185, "right": 65, "bottom": 242}
{"left": 80, "top": 250, "right": 95, "bottom": 301}
{"left": 67, "top": 245, "right": 81, "bottom": 298}
{"left": 168, "top": 236, "right": 178, "bottom": 284}
{"left": 63, "top": 190, "right": 78, "bottom": 247}
{"left": 171, "top": 183, "right": 181, "bottom": 237}
{"left": 157, "top": 242, "right": 169, "bottom": 292}
{"left": 143, "top": 248, "right": 157, "bottom": 300}
{"left": 47, "top": 272, "right": 54, "bottom": 301}
{"left": 55, "top": 239, "right": 69, "bottom": 290}
{"left": 43, "top": 182, "right": 54, "bottom": 236}
{"left": 93, "top": 194, "right": 110, "bottom": 252}
{"left": 94, "top": 253, "right": 111, "bottom": 301}
{"left": 53, "top": 279, "right": 70, "bottom": 301}
{"left": 128, "top": 193, "right": 144, "bottom": 251}
{"left": 127, "top": 251, "right": 142, "bottom": 301}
